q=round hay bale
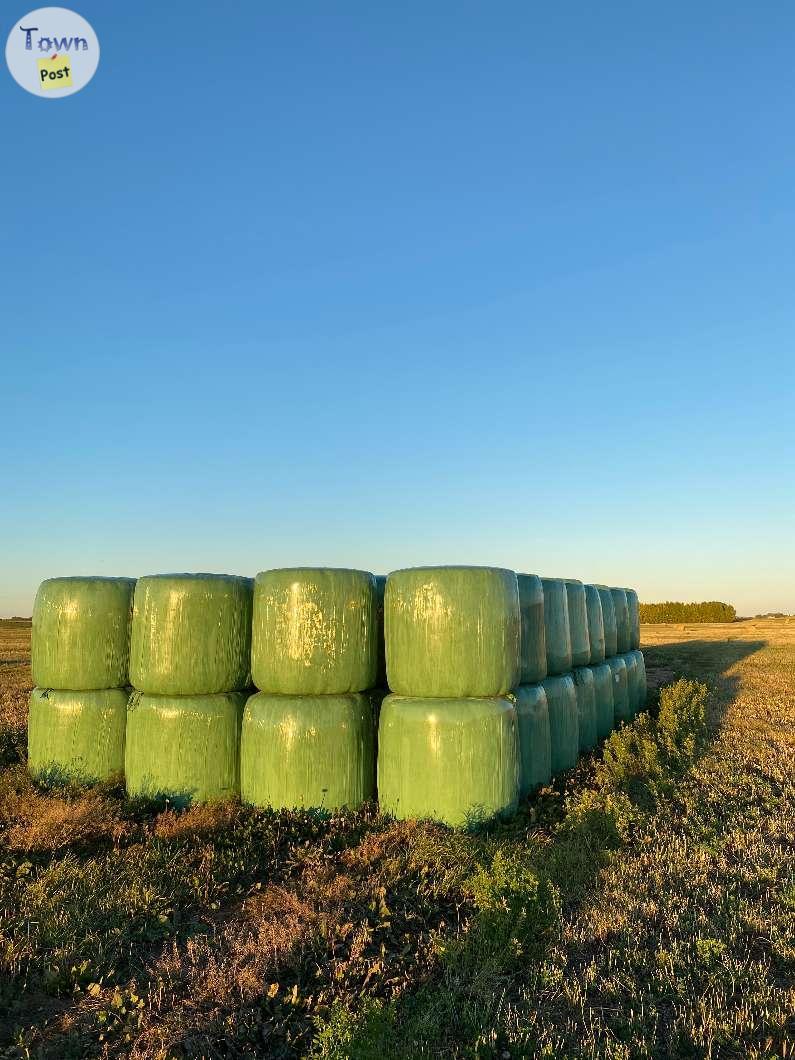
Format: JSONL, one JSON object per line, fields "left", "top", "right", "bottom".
{"left": 584, "top": 584, "right": 606, "bottom": 665}
{"left": 572, "top": 666, "right": 597, "bottom": 752}
{"left": 32, "top": 577, "right": 135, "bottom": 690}
{"left": 512, "top": 683, "right": 551, "bottom": 795}
{"left": 28, "top": 686, "right": 128, "bottom": 783}
{"left": 565, "top": 580, "right": 591, "bottom": 668}
{"left": 590, "top": 661, "right": 615, "bottom": 740}
{"left": 597, "top": 586, "right": 618, "bottom": 658}
{"left": 129, "top": 574, "right": 253, "bottom": 695}
{"left": 607, "top": 656, "right": 630, "bottom": 724}
{"left": 377, "top": 695, "right": 519, "bottom": 828}
{"left": 517, "top": 574, "right": 547, "bottom": 685}
{"left": 611, "top": 587, "right": 631, "bottom": 655}
{"left": 539, "top": 673, "right": 578, "bottom": 773}
{"left": 240, "top": 692, "right": 375, "bottom": 811}
{"left": 385, "top": 567, "right": 520, "bottom": 697}
{"left": 124, "top": 692, "right": 244, "bottom": 804}
{"left": 540, "top": 578, "right": 572, "bottom": 676}
{"left": 252, "top": 568, "right": 377, "bottom": 695}
{"left": 625, "top": 589, "right": 641, "bottom": 649}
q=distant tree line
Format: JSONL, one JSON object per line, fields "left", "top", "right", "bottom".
{"left": 639, "top": 601, "right": 737, "bottom": 623}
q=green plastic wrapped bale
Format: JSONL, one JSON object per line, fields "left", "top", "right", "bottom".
{"left": 240, "top": 692, "right": 375, "bottom": 811}
{"left": 607, "top": 656, "right": 630, "bottom": 724}
{"left": 627, "top": 648, "right": 644, "bottom": 716}
{"left": 597, "top": 586, "right": 618, "bottom": 658}
{"left": 125, "top": 692, "right": 244, "bottom": 804}
{"left": 252, "top": 569, "right": 377, "bottom": 695}
{"left": 28, "top": 687, "right": 127, "bottom": 783}
{"left": 377, "top": 695, "right": 519, "bottom": 828}
{"left": 611, "top": 587, "right": 631, "bottom": 655}
{"left": 540, "top": 578, "right": 572, "bottom": 676}
{"left": 517, "top": 574, "right": 547, "bottom": 684}
{"left": 130, "top": 574, "right": 253, "bottom": 695}
{"left": 590, "top": 661, "right": 615, "bottom": 740}
{"left": 564, "top": 580, "right": 591, "bottom": 668}
{"left": 629, "top": 649, "right": 647, "bottom": 713}
{"left": 385, "top": 567, "right": 521, "bottom": 697}
{"left": 584, "top": 584, "right": 606, "bottom": 665}
{"left": 625, "top": 589, "right": 641, "bottom": 649}
{"left": 540, "top": 674, "right": 578, "bottom": 774}
{"left": 512, "top": 684, "right": 551, "bottom": 795}
{"left": 572, "top": 666, "right": 597, "bottom": 752}
{"left": 374, "top": 575, "right": 387, "bottom": 686}
{"left": 32, "top": 577, "right": 135, "bottom": 690}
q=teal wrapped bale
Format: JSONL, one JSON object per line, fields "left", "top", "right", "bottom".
{"left": 611, "top": 587, "right": 631, "bottom": 655}
{"left": 130, "top": 574, "right": 253, "bottom": 695}
{"left": 125, "top": 692, "right": 244, "bottom": 804}
{"left": 625, "top": 589, "right": 640, "bottom": 649}
{"left": 385, "top": 567, "right": 520, "bottom": 697}
{"left": 607, "top": 656, "right": 630, "bottom": 724}
{"left": 597, "top": 586, "right": 618, "bottom": 658}
{"left": 572, "top": 666, "right": 597, "bottom": 752}
{"left": 32, "top": 577, "right": 135, "bottom": 690}
{"left": 517, "top": 574, "right": 547, "bottom": 684}
{"left": 28, "top": 687, "right": 127, "bottom": 783}
{"left": 540, "top": 578, "right": 572, "bottom": 676}
{"left": 252, "top": 569, "right": 377, "bottom": 695}
{"left": 540, "top": 674, "right": 578, "bottom": 773}
{"left": 627, "top": 648, "right": 644, "bottom": 716}
{"left": 584, "top": 584, "right": 606, "bottom": 665}
{"left": 377, "top": 695, "right": 519, "bottom": 828}
{"left": 512, "top": 684, "right": 551, "bottom": 795}
{"left": 590, "top": 662, "right": 614, "bottom": 740}
{"left": 629, "top": 649, "right": 647, "bottom": 713}
{"left": 240, "top": 692, "right": 375, "bottom": 811}
{"left": 564, "top": 580, "right": 590, "bottom": 668}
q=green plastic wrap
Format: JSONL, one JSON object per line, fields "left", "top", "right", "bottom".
{"left": 240, "top": 692, "right": 375, "bottom": 811}
{"left": 607, "top": 656, "right": 630, "bottom": 724}
{"left": 125, "top": 692, "right": 244, "bottom": 804}
{"left": 512, "top": 684, "right": 551, "bottom": 795}
{"left": 517, "top": 575, "right": 547, "bottom": 685}
{"left": 32, "top": 577, "right": 135, "bottom": 690}
{"left": 627, "top": 648, "right": 644, "bottom": 716}
{"left": 564, "top": 580, "right": 591, "bottom": 668}
{"left": 584, "top": 584, "right": 606, "bottom": 665}
{"left": 540, "top": 674, "right": 578, "bottom": 774}
{"left": 385, "top": 567, "right": 521, "bottom": 697}
{"left": 611, "top": 587, "right": 631, "bottom": 655}
{"left": 572, "top": 666, "right": 597, "bottom": 752}
{"left": 540, "top": 578, "right": 572, "bottom": 676}
{"left": 129, "top": 574, "right": 253, "bottom": 695}
{"left": 630, "top": 650, "right": 647, "bottom": 713}
{"left": 377, "top": 694, "right": 519, "bottom": 828}
{"left": 625, "top": 589, "right": 641, "bottom": 649}
{"left": 28, "top": 687, "right": 127, "bottom": 783}
{"left": 252, "top": 568, "right": 377, "bottom": 695}
{"left": 590, "top": 661, "right": 615, "bottom": 740}
{"left": 597, "top": 586, "right": 618, "bottom": 658}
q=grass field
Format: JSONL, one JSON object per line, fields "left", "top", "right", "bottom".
{"left": 0, "top": 618, "right": 793, "bottom": 1058}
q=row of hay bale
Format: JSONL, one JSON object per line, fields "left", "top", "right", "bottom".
{"left": 28, "top": 567, "right": 646, "bottom": 827}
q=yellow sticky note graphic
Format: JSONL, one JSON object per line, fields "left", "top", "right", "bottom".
{"left": 38, "top": 55, "right": 73, "bottom": 91}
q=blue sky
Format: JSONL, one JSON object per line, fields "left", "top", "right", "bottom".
{"left": 2, "top": 2, "right": 794, "bottom": 617}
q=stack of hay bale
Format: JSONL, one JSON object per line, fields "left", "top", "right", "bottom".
{"left": 377, "top": 566, "right": 521, "bottom": 828}
{"left": 124, "top": 574, "right": 253, "bottom": 804}
{"left": 29, "top": 577, "right": 135, "bottom": 783}
{"left": 240, "top": 568, "right": 379, "bottom": 813}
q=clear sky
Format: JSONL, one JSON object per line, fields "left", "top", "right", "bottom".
{"left": 2, "top": 2, "right": 794, "bottom": 617}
